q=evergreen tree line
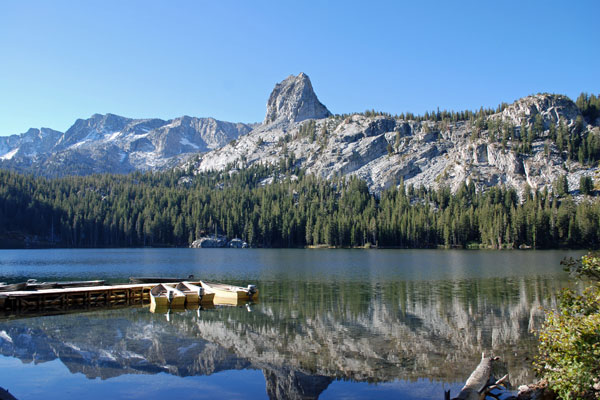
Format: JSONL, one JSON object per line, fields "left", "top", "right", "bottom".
{"left": 1, "top": 166, "right": 599, "bottom": 249}
{"left": 336, "top": 104, "right": 502, "bottom": 123}
{"left": 477, "top": 114, "right": 600, "bottom": 164}
{"left": 576, "top": 92, "right": 600, "bottom": 122}
{"left": 339, "top": 92, "right": 598, "bottom": 125}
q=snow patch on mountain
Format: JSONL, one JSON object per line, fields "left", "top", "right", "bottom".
{"left": 0, "top": 148, "right": 18, "bottom": 160}
{"left": 180, "top": 137, "right": 200, "bottom": 149}
{"left": 0, "top": 115, "right": 253, "bottom": 176}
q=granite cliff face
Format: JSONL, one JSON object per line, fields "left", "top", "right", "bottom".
{"left": 0, "top": 128, "right": 62, "bottom": 163}
{"left": 192, "top": 75, "right": 599, "bottom": 196}
{"left": 494, "top": 94, "right": 581, "bottom": 128}
{"left": 2, "top": 73, "right": 598, "bottom": 195}
{"left": 263, "top": 72, "right": 331, "bottom": 126}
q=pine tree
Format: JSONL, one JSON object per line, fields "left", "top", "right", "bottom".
{"left": 580, "top": 176, "right": 593, "bottom": 195}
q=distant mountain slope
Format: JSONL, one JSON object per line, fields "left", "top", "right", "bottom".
{"left": 1, "top": 73, "right": 598, "bottom": 196}
{"left": 191, "top": 74, "right": 600, "bottom": 196}
{"left": 0, "top": 113, "right": 254, "bottom": 176}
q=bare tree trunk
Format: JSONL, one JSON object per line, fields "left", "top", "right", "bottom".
{"left": 449, "top": 353, "right": 505, "bottom": 400}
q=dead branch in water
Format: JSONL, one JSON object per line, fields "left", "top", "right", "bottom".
{"left": 445, "top": 353, "right": 512, "bottom": 400}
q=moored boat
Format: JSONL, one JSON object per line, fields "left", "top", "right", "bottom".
{"left": 175, "top": 282, "right": 200, "bottom": 304}
{"left": 212, "top": 296, "right": 255, "bottom": 307}
{"left": 149, "top": 284, "right": 186, "bottom": 308}
{"left": 199, "top": 281, "right": 258, "bottom": 301}
{"left": 199, "top": 285, "right": 216, "bottom": 304}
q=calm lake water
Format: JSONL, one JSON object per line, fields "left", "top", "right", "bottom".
{"left": 0, "top": 249, "right": 585, "bottom": 399}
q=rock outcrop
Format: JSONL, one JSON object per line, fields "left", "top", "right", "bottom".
{"left": 1, "top": 74, "right": 598, "bottom": 197}
{"left": 0, "top": 128, "right": 62, "bottom": 163}
{"left": 190, "top": 236, "right": 228, "bottom": 248}
{"left": 228, "top": 238, "right": 249, "bottom": 248}
{"left": 189, "top": 236, "right": 248, "bottom": 248}
{"left": 494, "top": 94, "right": 581, "bottom": 128}
{"left": 263, "top": 72, "right": 331, "bottom": 125}
{"left": 192, "top": 85, "right": 599, "bottom": 196}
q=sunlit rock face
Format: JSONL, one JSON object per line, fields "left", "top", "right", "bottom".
{"left": 2, "top": 74, "right": 597, "bottom": 195}
{"left": 494, "top": 94, "right": 581, "bottom": 128}
{"left": 193, "top": 80, "right": 598, "bottom": 196}
{"left": 263, "top": 72, "right": 331, "bottom": 126}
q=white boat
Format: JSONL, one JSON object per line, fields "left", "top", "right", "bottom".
{"left": 175, "top": 281, "right": 216, "bottom": 304}
{"left": 149, "top": 284, "right": 186, "bottom": 308}
{"left": 199, "top": 281, "right": 258, "bottom": 301}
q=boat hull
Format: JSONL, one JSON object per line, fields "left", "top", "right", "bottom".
{"left": 175, "top": 282, "right": 202, "bottom": 305}
{"left": 170, "top": 295, "right": 186, "bottom": 308}
{"left": 184, "top": 293, "right": 200, "bottom": 304}
{"left": 150, "top": 294, "right": 169, "bottom": 308}
{"left": 215, "top": 290, "right": 247, "bottom": 301}
{"left": 200, "top": 292, "right": 215, "bottom": 304}
{"left": 179, "top": 292, "right": 215, "bottom": 304}
{"left": 150, "top": 284, "right": 186, "bottom": 308}
{"left": 200, "top": 281, "right": 258, "bottom": 301}
{"left": 213, "top": 297, "right": 254, "bottom": 307}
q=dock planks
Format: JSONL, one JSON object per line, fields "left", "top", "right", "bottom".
{"left": 0, "top": 283, "right": 156, "bottom": 317}
{"left": 0, "top": 281, "right": 255, "bottom": 319}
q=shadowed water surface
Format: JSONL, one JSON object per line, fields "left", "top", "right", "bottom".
{"left": 0, "top": 249, "right": 584, "bottom": 399}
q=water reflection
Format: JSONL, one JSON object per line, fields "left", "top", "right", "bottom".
{"left": 0, "top": 276, "right": 565, "bottom": 399}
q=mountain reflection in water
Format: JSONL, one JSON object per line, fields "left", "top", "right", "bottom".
{"left": 0, "top": 276, "right": 564, "bottom": 399}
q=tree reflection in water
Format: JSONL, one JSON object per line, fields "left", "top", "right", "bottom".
{"left": 0, "top": 276, "right": 565, "bottom": 399}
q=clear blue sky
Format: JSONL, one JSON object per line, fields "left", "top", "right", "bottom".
{"left": 1, "top": 0, "right": 598, "bottom": 136}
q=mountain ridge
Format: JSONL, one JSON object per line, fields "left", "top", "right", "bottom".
{"left": 0, "top": 113, "right": 254, "bottom": 176}
{"left": 192, "top": 83, "right": 600, "bottom": 196}
{"left": 1, "top": 73, "right": 598, "bottom": 197}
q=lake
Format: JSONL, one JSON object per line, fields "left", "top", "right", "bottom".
{"left": 0, "top": 248, "right": 584, "bottom": 399}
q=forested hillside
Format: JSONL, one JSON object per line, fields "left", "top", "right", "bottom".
{"left": 1, "top": 165, "right": 598, "bottom": 249}
{"left": 193, "top": 74, "right": 600, "bottom": 197}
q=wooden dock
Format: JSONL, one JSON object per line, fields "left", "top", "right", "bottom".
{"left": 0, "top": 283, "right": 156, "bottom": 318}
{"left": 0, "top": 280, "right": 257, "bottom": 320}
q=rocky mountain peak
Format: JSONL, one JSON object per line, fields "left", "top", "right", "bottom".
{"left": 86, "top": 113, "right": 131, "bottom": 132}
{"left": 496, "top": 93, "right": 581, "bottom": 128}
{"left": 263, "top": 72, "right": 331, "bottom": 125}
{"left": 56, "top": 113, "right": 132, "bottom": 148}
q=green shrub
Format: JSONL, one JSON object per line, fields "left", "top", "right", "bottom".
{"left": 535, "top": 253, "right": 600, "bottom": 399}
